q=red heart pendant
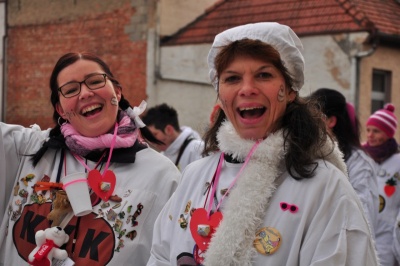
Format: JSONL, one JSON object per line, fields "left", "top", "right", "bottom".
{"left": 190, "top": 208, "right": 223, "bottom": 251}
{"left": 87, "top": 169, "right": 116, "bottom": 202}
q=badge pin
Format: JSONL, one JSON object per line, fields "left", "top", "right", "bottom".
{"left": 113, "top": 219, "right": 123, "bottom": 232}
{"left": 95, "top": 209, "right": 105, "bottom": 219}
{"left": 280, "top": 202, "right": 299, "bottom": 213}
{"left": 100, "top": 182, "right": 111, "bottom": 192}
{"left": 13, "top": 182, "right": 20, "bottom": 196}
{"left": 197, "top": 224, "right": 211, "bottom": 237}
{"left": 109, "top": 194, "right": 122, "bottom": 202}
{"left": 220, "top": 188, "right": 229, "bottom": 196}
{"left": 184, "top": 200, "right": 192, "bottom": 214}
{"left": 124, "top": 189, "right": 132, "bottom": 197}
{"left": 115, "top": 239, "right": 124, "bottom": 252}
{"left": 203, "top": 182, "right": 210, "bottom": 195}
{"left": 126, "top": 230, "right": 137, "bottom": 240}
{"left": 179, "top": 214, "right": 188, "bottom": 229}
{"left": 20, "top": 173, "right": 35, "bottom": 186}
{"left": 254, "top": 227, "right": 281, "bottom": 255}
{"left": 101, "top": 201, "right": 110, "bottom": 208}
{"left": 106, "top": 209, "right": 117, "bottom": 221}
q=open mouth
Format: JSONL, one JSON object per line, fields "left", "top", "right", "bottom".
{"left": 81, "top": 104, "right": 103, "bottom": 117}
{"left": 238, "top": 107, "right": 266, "bottom": 119}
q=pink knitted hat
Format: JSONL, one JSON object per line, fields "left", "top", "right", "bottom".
{"left": 366, "top": 103, "right": 397, "bottom": 138}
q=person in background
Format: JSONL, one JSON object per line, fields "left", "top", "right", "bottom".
{"left": 142, "top": 103, "right": 204, "bottom": 171}
{"left": 363, "top": 103, "right": 400, "bottom": 266}
{"left": 310, "top": 88, "right": 379, "bottom": 237}
{"left": 147, "top": 22, "right": 378, "bottom": 265}
{"left": 0, "top": 52, "right": 180, "bottom": 266}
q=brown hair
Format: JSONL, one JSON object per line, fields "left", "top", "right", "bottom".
{"left": 203, "top": 39, "right": 331, "bottom": 180}
{"left": 32, "top": 52, "right": 161, "bottom": 166}
{"left": 213, "top": 39, "right": 295, "bottom": 91}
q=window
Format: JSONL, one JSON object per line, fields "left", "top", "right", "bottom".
{"left": 371, "top": 69, "right": 391, "bottom": 113}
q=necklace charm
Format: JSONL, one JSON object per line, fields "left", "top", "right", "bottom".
{"left": 87, "top": 169, "right": 116, "bottom": 201}
{"left": 190, "top": 208, "right": 223, "bottom": 251}
{"left": 197, "top": 224, "right": 211, "bottom": 237}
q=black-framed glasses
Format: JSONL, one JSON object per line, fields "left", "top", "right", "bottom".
{"left": 58, "top": 73, "right": 108, "bottom": 98}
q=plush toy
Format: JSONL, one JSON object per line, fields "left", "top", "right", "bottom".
{"left": 28, "top": 226, "right": 69, "bottom": 266}
{"left": 47, "top": 190, "right": 73, "bottom": 226}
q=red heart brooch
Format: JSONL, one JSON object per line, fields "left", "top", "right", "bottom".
{"left": 87, "top": 169, "right": 116, "bottom": 202}
{"left": 190, "top": 208, "right": 223, "bottom": 251}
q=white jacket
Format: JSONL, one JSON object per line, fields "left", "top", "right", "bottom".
{"left": 162, "top": 126, "right": 204, "bottom": 171}
{"left": 0, "top": 122, "right": 180, "bottom": 266}
{"left": 148, "top": 121, "right": 379, "bottom": 266}
{"left": 375, "top": 152, "right": 400, "bottom": 266}
{"left": 346, "top": 148, "right": 379, "bottom": 238}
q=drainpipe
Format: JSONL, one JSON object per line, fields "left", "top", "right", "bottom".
{"left": 1, "top": 0, "right": 7, "bottom": 121}
{"left": 350, "top": 40, "right": 377, "bottom": 110}
{"left": 146, "top": 0, "right": 161, "bottom": 107}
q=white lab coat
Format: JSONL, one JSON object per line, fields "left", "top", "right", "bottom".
{"left": 163, "top": 126, "right": 204, "bottom": 171}
{"left": 0, "top": 122, "right": 180, "bottom": 266}
{"left": 148, "top": 121, "right": 379, "bottom": 266}
{"left": 375, "top": 152, "right": 400, "bottom": 266}
{"left": 346, "top": 148, "right": 379, "bottom": 238}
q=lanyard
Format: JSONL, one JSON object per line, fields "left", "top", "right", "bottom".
{"left": 72, "top": 122, "right": 118, "bottom": 176}
{"left": 206, "top": 140, "right": 261, "bottom": 219}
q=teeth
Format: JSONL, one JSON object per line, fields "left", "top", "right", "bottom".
{"left": 239, "top": 107, "right": 263, "bottom": 111}
{"left": 82, "top": 104, "right": 101, "bottom": 114}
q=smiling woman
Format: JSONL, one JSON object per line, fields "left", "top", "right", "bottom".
{"left": 0, "top": 52, "right": 181, "bottom": 266}
{"left": 216, "top": 43, "right": 296, "bottom": 140}
{"left": 147, "top": 22, "right": 379, "bottom": 266}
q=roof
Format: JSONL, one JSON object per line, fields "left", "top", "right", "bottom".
{"left": 162, "top": 0, "right": 400, "bottom": 46}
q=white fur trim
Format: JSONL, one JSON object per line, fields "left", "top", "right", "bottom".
{"left": 204, "top": 121, "right": 346, "bottom": 265}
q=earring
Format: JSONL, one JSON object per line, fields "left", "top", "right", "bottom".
{"left": 58, "top": 117, "right": 67, "bottom": 126}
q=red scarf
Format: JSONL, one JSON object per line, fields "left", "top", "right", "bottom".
{"left": 363, "top": 138, "right": 399, "bottom": 164}
{"left": 31, "top": 239, "right": 59, "bottom": 266}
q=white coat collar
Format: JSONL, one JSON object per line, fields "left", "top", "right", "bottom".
{"left": 204, "top": 120, "right": 346, "bottom": 265}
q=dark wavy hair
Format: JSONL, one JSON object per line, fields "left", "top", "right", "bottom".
{"left": 310, "top": 88, "right": 361, "bottom": 161}
{"left": 32, "top": 52, "right": 161, "bottom": 166}
{"left": 142, "top": 103, "right": 181, "bottom": 132}
{"left": 203, "top": 39, "right": 331, "bottom": 180}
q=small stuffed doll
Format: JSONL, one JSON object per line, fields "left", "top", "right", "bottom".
{"left": 28, "top": 226, "right": 69, "bottom": 266}
{"left": 47, "top": 190, "right": 73, "bottom": 226}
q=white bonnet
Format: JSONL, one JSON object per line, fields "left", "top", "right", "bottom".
{"left": 207, "top": 22, "right": 304, "bottom": 91}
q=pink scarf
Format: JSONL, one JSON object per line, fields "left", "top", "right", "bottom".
{"left": 61, "top": 111, "right": 138, "bottom": 156}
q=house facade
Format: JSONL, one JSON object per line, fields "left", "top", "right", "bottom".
{"left": 2, "top": 0, "right": 214, "bottom": 129}
{"left": 2, "top": 0, "right": 400, "bottom": 141}
{"left": 156, "top": 0, "right": 400, "bottom": 140}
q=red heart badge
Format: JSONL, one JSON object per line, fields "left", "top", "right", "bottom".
{"left": 190, "top": 208, "right": 223, "bottom": 251}
{"left": 87, "top": 169, "right": 116, "bottom": 202}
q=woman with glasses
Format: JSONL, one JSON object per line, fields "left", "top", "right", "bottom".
{"left": 147, "top": 22, "right": 378, "bottom": 265}
{"left": 0, "top": 52, "right": 180, "bottom": 265}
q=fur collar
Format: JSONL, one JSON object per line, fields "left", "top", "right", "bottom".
{"left": 204, "top": 121, "right": 346, "bottom": 266}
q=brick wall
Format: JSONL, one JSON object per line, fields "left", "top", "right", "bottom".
{"left": 5, "top": 1, "right": 149, "bottom": 129}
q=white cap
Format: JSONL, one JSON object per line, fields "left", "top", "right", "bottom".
{"left": 207, "top": 22, "right": 304, "bottom": 91}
